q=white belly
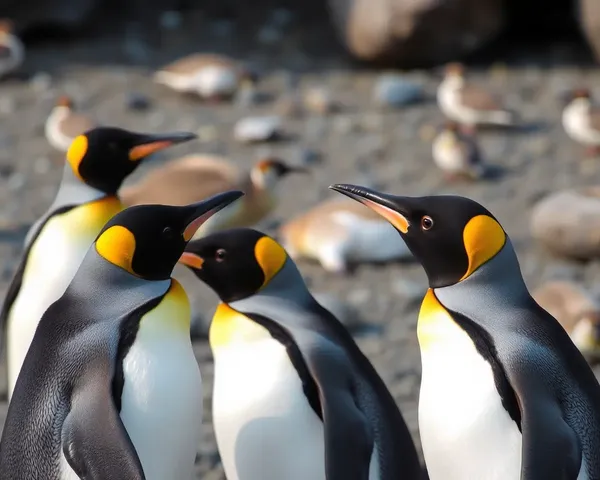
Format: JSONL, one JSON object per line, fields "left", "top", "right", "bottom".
{"left": 120, "top": 307, "right": 203, "bottom": 480}
{"left": 213, "top": 337, "right": 380, "bottom": 480}
{"left": 7, "top": 219, "right": 94, "bottom": 399}
{"left": 418, "top": 322, "right": 522, "bottom": 480}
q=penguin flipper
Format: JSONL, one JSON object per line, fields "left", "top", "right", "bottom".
{"left": 62, "top": 381, "right": 145, "bottom": 480}
{"left": 304, "top": 338, "right": 375, "bottom": 480}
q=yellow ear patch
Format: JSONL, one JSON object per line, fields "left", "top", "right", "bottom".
{"left": 460, "top": 215, "right": 506, "bottom": 280}
{"left": 255, "top": 236, "right": 287, "bottom": 287}
{"left": 66, "top": 135, "right": 88, "bottom": 180}
{"left": 95, "top": 225, "right": 137, "bottom": 275}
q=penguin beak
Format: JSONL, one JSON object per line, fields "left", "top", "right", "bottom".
{"left": 182, "top": 190, "right": 244, "bottom": 241}
{"left": 128, "top": 131, "right": 197, "bottom": 161}
{"left": 179, "top": 251, "right": 204, "bottom": 270}
{"left": 329, "top": 184, "right": 411, "bottom": 234}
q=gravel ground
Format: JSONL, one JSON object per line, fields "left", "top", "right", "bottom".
{"left": 2, "top": 11, "right": 600, "bottom": 478}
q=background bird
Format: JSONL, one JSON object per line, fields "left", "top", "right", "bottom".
{"left": 121, "top": 154, "right": 308, "bottom": 237}
{"left": 153, "top": 53, "right": 258, "bottom": 102}
{"left": 432, "top": 121, "right": 487, "bottom": 181}
{"left": 45, "top": 95, "right": 97, "bottom": 152}
{"left": 0, "top": 19, "right": 24, "bottom": 78}
{"left": 437, "top": 62, "right": 517, "bottom": 127}
{"left": 532, "top": 280, "right": 600, "bottom": 363}
{"left": 277, "top": 196, "right": 412, "bottom": 273}
{"left": 562, "top": 88, "right": 600, "bottom": 156}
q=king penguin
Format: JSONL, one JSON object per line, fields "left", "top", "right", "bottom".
{"left": 178, "top": 227, "right": 423, "bottom": 480}
{"left": 0, "top": 126, "right": 197, "bottom": 400}
{"left": 0, "top": 190, "right": 244, "bottom": 480}
{"left": 330, "top": 183, "right": 600, "bottom": 480}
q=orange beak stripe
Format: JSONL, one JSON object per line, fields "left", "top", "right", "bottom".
{"left": 357, "top": 197, "right": 410, "bottom": 233}
{"left": 179, "top": 252, "right": 204, "bottom": 269}
{"left": 129, "top": 141, "right": 173, "bottom": 161}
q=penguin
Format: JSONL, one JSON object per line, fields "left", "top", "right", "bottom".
{"left": 330, "top": 183, "right": 600, "bottom": 480}
{"left": 178, "top": 228, "right": 423, "bottom": 480}
{"left": 45, "top": 95, "right": 97, "bottom": 152}
{"left": 561, "top": 88, "right": 600, "bottom": 157}
{"left": 0, "top": 191, "right": 243, "bottom": 480}
{"left": 153, "top": 53, "right": 258, "bottom": 102}
{"left": 120, "top": 155, "right": 308, "bottom": 238}
{"left": 1, "top": 126, "right": 197, "bottom": 400}
{"left": 0, "top": 19, "right": 24, "bottom": 79}
{"left": 437, "top": 63, "right": 517, "bottom": 127}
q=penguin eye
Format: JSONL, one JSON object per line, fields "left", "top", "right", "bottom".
{"left": 215, "top": 249, "right": 227, "bottom": 262}
{"left": 421, "top": 216, "right": 434, "bottom": 231}
{"left": 162, "top": 227, "right": 175, "bottom": 239}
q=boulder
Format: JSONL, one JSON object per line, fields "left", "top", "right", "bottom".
{"left": 531, "top": 187, "right": 600, "bottom": 260}
{"left": 327, "top": 0, "right": 506, "bottom": 66}
{"left": 579, "top": 0, "right": 600, "bottom": 62}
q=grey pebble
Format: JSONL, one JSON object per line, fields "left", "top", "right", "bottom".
{"left": 294, "top": 147, "right": 322, "bottom": 166}
{"left": 347, "top": 288, "right": 372, "bottom": 306}
{"left": 332, "top": 115, "right": 357, "bottom": 135}
{"left": 234, "top": 116, "right": 282, "bottom": 143}
{"left": 373, "top": 74, "right": 423, "bottom": 108}
{"left": 0, "top": 96, "right": 15, "bottom": 115}
{"left": 126, "top": 92, "right": 152, "bottom": 111}
{"left": 257, "top": 25, "right": 282, "bottom": 46}
{"left": 7, "top": 173, "right": 25, "bottom": 191}
{"left": 303, "top": 87, "right": 335, "bottom": 115}
{"left": 160, "top": 10, "right": 183, "bottom": 30}
{"left": 391, "top": 278, "right": 426, "bottom": 302}
{"left": 33, "top": 157, "right": 52, "bottom": 175}
{"left": 313, "top": 292, "right": 365, "bottom": 330}
{"left": 29, "top": 72, "right": 52, "bottom": 93}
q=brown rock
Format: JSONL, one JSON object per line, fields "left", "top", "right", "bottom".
{"left": 580, "top": 0, "right": 600, "bottom": 62}
{"left": 530, "top": 187, "right": 600, "bottom": 260}
{"left": 327, "top": 0, "right": 505, "bottom": 66}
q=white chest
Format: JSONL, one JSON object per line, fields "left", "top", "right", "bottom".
{"left": 213, "top": 338, "right": 326, "bottom": 480}
{"left": 119, "top": 306, "right": 203, "bottom": 480}
{"left": 562, "top": 103, "right": 600, "bottom": 145}
{"left": 418, "top": 307, "right": 522, "bottom": 480}
{"left": 7, "top": 217, "right": 95, "bottom": 397}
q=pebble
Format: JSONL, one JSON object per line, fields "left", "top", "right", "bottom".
{"left": 159, "top": 10, "right": 183, "bottom": 30}
{"left": 313, "top": 292, "right": 365, "bottom": 331}
{"left": 391, "top": 278, "right": 426, "bottom": 303}
{"left": 0, "top": 164, "right": 13, "bottom": 178}
{"left": 7, "top": 173, "right": 25, "bottom": 191}
{"left": 373, "top": 74, "right": 423, "bottom": 108}
{"left": 126, "top": 92, "right": 152, "bottom": 111}
{"left": 234, "top": 87, "right": 260, "bottom": 108}
{"left": 347, "top": 288, "right": 372, "bottom": 307}
{"left": 233, "top": 116, "right": 282, "bottom": 143}
{"left": 210, "top": 20, "right": 234, "bottom": 38}
{"left": 0, "top": 96, "right": 15, "bottom": 115}
{"left": 197, "top": 125, "right": 219, "bottom": 143}
{"left": 303, "top": 87, "right": 335, "bottom": 115}
{"left": 257, "top": 25, "right": 282, "bottom": 46}
{"left": 33, "top": 157, "right": 52, "bottom": 175}
{"left": 294, "top": 147, "right": 322, "bottom": 166}
{"left": 274, "top": 93, "right": 303, "bottom": 118}
{"left": 332, "top": 115, "right": 357, "bottom": 135}
{"left": 29, "top": 72, "right": 52, "bottom": 93}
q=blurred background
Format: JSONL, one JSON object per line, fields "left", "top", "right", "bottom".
{"left": 3, "top": 0, "right": 600, "bottom": 477}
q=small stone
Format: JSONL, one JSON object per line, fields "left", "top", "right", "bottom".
{"left": 159, "top": 10, "right": 183, "bottom": 30}
{"left": 34, "top": 157, "right": 52, "bottom": 175}
{"left": 270, "top": 8, "right": 294, "bottom": 28}
{"left": 274, "top": 93, "right": 302, "bottom": 118}
{"left": 360, "top": 113, "right": 384, "bottom": 132}
{"left": 235, "top": 87, "right": 259, "bottom": 108}
{"left": 294, "top": 147, "right": 322, "bottom": 166}
{"left": 234, "top": 116, "right": 282, "bottom": 143}
{"left": 29, "top": 72, "right": 52, "bottom": 93}
{"left": 147, "top": 112, "right": 166, "bottom": 129}
{"left": 391, "top": 278, "right": 426, "bottom": 302}
{"left": 347, "top": 288, "right": 371, "bottom": 306}
{"left": 0, "top": 164, "right": 13, "bottom": 178}
{"left": 0, "top": 96, "right": 16, "bottom": 115}
{"left": 197, "top": 125, "right": 219, "bottom": 143}
{"left": 126, "top": 92, "right": 152, "bottom": 111}
{"left": 7, "top": 173, "right": 25, "bottom": 191}
{"left": 257, "top": 25, "right": 282, "bottom": 46}
{"left": 303, "top": 87, "right": 335, "bottom": 115}
{"left": 418, "top": 124, "right": 437, "bottom": 142}
{"left": 332, "top": 115, "right": 357, "bottom": 135}
{"left": 373, "top": 74, "right": 423, "bottom": 108}
{"left": 210, "top": 20, "right": 234, "bottom": 37}
{"left": 313, "top": 292, "right": 364, "bottom": 330}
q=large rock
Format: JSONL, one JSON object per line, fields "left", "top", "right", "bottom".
{"left": 327, "top": 0, "right": 506, "bottom": 66}
{"left": 580, "top": 0, "right": 600, "bottom": 62}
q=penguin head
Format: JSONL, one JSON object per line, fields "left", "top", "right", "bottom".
{"left": 94, "top": 191, "right": 244, "bottom": 281}
{"left": 179, "top": 228, "right": 289, "bottom": 303}
{"left": 329, "top": 184, "right": 506, "bottom": 288}
{"left": 250, "top": 157, "right": 308, "bottom": 190}
{"left": 66, "top": 127, "right": 197, "bottom": 194}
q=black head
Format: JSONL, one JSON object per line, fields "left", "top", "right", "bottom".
{"left": 253, "top": 157, "right": 308, "bottom": 178}
{"left": 329, "top": 184, "right": 507, "bottom": 288}
{"left": 66, "top": 127, "right": 197, "bottom": 194}
{"left": 94, "top": 191, "right": 244, "bottom": 281}
{"left": 179, "top": 228, "right": 289, "bottom": 303}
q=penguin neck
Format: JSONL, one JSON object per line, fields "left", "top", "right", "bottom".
{"left": 433, "top": 238, "right": 532, "bottom": 330}
{"left": 52, "top": 164, "right": 115, "bottom": 210}
{"left": 228, "top": 258, "right": 316, "bottom": 326}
